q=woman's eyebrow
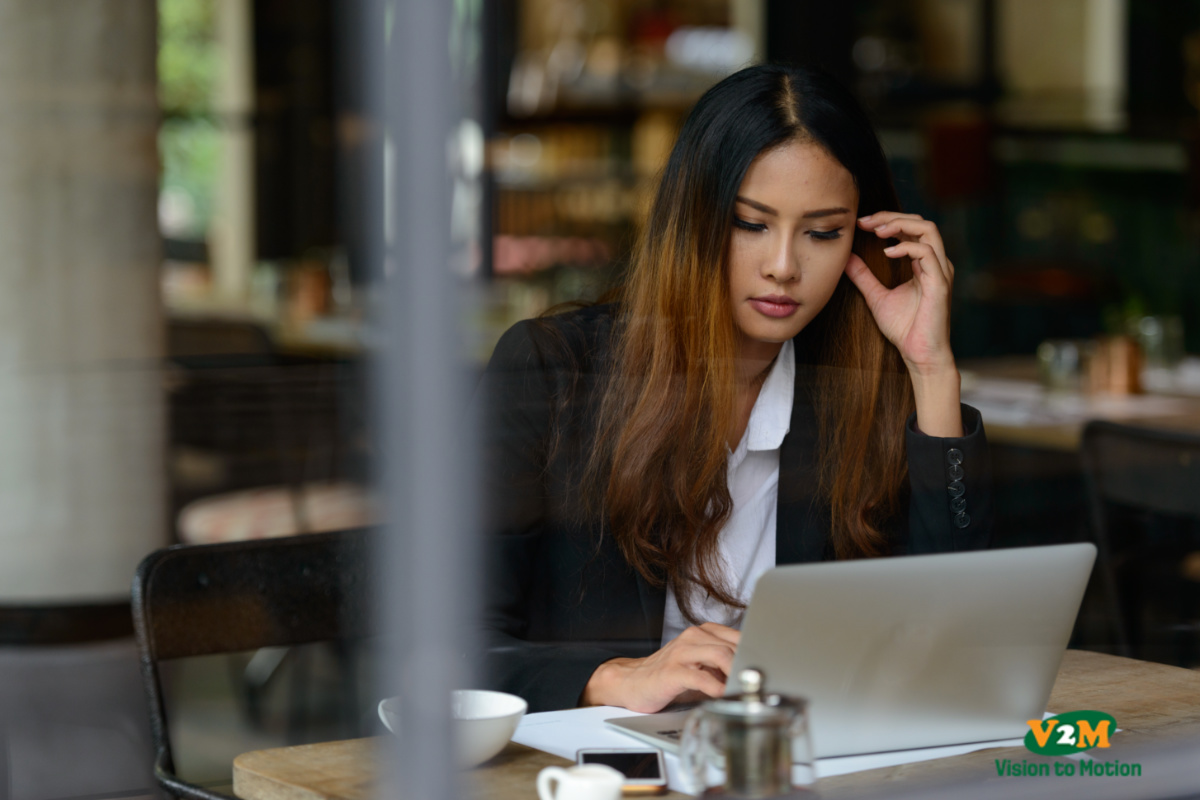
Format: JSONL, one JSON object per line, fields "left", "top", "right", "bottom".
{"left": 735, "top": 196, "right": 777, "bottom": 215}
{"left": 735, "top": 197, "right": 852, "bottom": 219}
{"left": 802, "top": 207, "right": 852, "bottom": 218}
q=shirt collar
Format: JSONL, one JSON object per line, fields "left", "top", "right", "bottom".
{"left": 745, "top": 338, "right": 794, "bottom": 452}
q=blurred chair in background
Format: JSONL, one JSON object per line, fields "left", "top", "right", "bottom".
{"left": 165, "top": 318, "right": 374, "bottom": 750}
{"left": 167, "top": 318, "right": 275, "bottom": 359}
{"left": 132, "top": 529, "right": 373, "bottom": 800}
{"left": 166, "top": 317, "right": 373, "bottom": 544}
{"left": 1080, "top": 421, "right": 1200, "bottom": 665}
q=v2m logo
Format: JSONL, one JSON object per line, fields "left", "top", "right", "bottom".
{"left": 1025, "top": 711, "right": 1115, "bottom": 756}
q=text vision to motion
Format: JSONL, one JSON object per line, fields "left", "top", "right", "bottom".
{"left": 993, "top": 710, "right": 1142, "bottom": 779}
{"left": 995, "top": 759, "right": 1142, "bottom": 777}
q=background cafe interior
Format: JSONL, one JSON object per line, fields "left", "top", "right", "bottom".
{"left": 2, "top": 1, "right": 1200, "bottom": 799}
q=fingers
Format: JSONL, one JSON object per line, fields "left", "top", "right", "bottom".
{"left": 858, "top": 211, "right": 940, "bottom": 248}
{"left": 651, "top": 653, "right": 729, "bottom": 708}
{"left": 679, "top": 624, "right": 739, "bottom": 653}
{"left": 685, "top": 643, "right": 737, "bottom": 676}
{"left": 676, "top": 664, "right": 728, "bottom": 698}
{"left": 596, "top": 625, "right": 743, "bottom": 711}
{"left": 673, "top": 625, "right": 739, "bottom": 680}
{"left": 670, "top": 688, "right": 713, "bottom": 707}
{"left": 673, "top": 630, "right": 737, "bottom": 675}
{"left": 843, "top": 251, "right": 890, "bottom": 313}
{"left": 882, "top": 241, "right": 950, "bottom": 295}
{"left": 696, "top": 622, "right": 741, "bottom": 647}
{"left": 637, "top": 643, "right": 732, "bottom": 710}
{"left": 859, "top": 212, "right": 952, "bottom": 283}
{"left": 859, "top": 211, "right": 933, "bottom": 246}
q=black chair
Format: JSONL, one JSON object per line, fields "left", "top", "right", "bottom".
{"left": 167, "top": 318, "right": 274, "bottom": 359}
{"left": 1080, "top": 421, "right": 1200, "bottom": 662}
{"left": 166, "top": 316, "right": 369, "bottom": 541}
{"left": 131, "top": 529, "right": 373, "bottom": 800}
{"left": 167, "top": 354, "right": 365, "bottom": 532}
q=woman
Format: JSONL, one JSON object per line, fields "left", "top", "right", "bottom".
{"left": 479, "top": 64, "right": 992, "bottom": 714}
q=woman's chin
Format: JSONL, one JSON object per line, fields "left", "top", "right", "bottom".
{"left": 735, "top": 318, "right": 808, "bottom": 346}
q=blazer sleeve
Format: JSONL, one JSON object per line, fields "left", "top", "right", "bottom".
{"left": 901, "top": 403, "right": 993, "bottom": 553}
{"left": 476, "top": 320, "right": 624, "bottom": 711}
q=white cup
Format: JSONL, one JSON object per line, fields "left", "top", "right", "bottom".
{"left": 376, "top": 689, "right": 526, "bottom": 767}
{"left": 536, "top": 764, "right": 624, "bottom": 800}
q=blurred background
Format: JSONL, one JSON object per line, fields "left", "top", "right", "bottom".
{"left": 6, "top": 0, "right": 1200, "bottom": 797}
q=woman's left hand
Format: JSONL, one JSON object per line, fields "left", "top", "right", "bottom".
{"left": 845, "top": 211, "right": 963, "bottom": 437}
{"left": 844, "top": 211, "right": 955, "bottom": 378}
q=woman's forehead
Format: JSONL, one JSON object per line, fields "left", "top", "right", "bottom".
{"left": 738, "top": 141, "right": 858, "bottom": 211}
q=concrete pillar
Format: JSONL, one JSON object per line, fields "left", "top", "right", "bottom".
{"left": 0, "top": 0, "right": 164, "bottom": 601}
{"left": 731, "top": 0, "right": 765, "bottom": 64}
{"left": 211, "top": 0, "right": 256, "bottom": 305}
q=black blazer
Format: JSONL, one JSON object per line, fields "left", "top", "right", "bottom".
{"left": 478, "top": 304, "right": 993, "bottom": 712}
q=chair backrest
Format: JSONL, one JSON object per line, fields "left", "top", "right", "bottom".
{"left": 168, "top": 359, "right": 354, "bottom": 486}
{"left": 168, "top": 318, "right": 274, "bottom": 359}
{"left": 131, "top": 528, "right": 373, "bottom": 799}
{"left": 1080, "top": 421, "right": 1200, "bottom": 519}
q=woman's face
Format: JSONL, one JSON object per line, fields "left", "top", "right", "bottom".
{"left": 727, "top": 140, "right": 859, "bottom": 356}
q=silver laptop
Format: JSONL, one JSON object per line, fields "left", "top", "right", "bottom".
{"left": 608, "top": 543, "right": 1096, "bottom": 758}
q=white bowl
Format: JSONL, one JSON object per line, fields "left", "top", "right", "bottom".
{"left": 377, "top": 689, "right": 527, "bottom": 767}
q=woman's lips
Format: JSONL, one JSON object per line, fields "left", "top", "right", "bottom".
{"left": 749, "top": 296, "right": 799, "bottom": 318}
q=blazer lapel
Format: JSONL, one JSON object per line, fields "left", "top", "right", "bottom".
{"left": 776, "top": 364, "right": 828, "bottom": 564}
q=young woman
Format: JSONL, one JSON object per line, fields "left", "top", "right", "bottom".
{"left": 479, "top": 64, "right": 992, "bottom": 714}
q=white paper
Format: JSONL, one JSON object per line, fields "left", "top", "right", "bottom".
{"left": 512, "top": 707, "right": 1033, "bottom": 795}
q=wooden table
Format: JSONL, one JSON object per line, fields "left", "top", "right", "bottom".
{"left": 978, "top": 407, "right": 1200, "bottom": 453}
{"left": 232, "top": 650, "right": 1200, "bottom": 800}
{"left": 960, "top": 357, "right": 1200, "bottom": 452}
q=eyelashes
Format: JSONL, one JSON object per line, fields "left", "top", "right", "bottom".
{"left": 733, "top": 217, "right": 843, "bottom": 240}
{"left": 733, "top": 218, "right": 767, "bottom": 233}
{"left": 809, "top": 229, "right": 843, "bottom": 241}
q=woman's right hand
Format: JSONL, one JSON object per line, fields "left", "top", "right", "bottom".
{"left": 579, "top": 623, "right": 741, "bottom": 713}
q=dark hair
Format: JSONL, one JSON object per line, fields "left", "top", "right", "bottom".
{"left": 581, "top": 64, "right": 914, "bottom": 621}
{"left": 652, "top": 63, "right": 901, "bottom": 263}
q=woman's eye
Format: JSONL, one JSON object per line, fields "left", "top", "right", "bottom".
{"left": 733, "top": 218, "right": 767, "bottom": 233}
{"left": 808, "top": 229, "right": 843, "bottom": 241}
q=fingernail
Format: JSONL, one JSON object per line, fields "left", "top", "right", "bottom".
{"left": 884, "top": 245, "right": 899, "bottom": 254}
{"left": 858, "top": 214, "right": 872, "bottom": 222}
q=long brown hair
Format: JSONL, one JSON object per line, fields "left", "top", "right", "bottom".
{"left": 581, "top": 65, "right": 915, "bottom": 621}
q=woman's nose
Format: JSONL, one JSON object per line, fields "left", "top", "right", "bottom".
{"left": 762, "top": 234, "right": 799, "bottom": 282}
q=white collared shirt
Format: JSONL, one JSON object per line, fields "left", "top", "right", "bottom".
{"left": 661, "top": 339, "right": 795, "bottom": 645}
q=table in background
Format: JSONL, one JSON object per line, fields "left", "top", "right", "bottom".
{"left": 231, "top": 650, "right": 1200, "bottom": 800}
{"left": 959, "top": 356, "right": 1200, "bottom": 559}
{"left": 961, "top": 356, "right": 1200, "bottom": 452}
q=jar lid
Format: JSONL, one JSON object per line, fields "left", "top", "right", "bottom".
{"left": 700, "top": 667, "right": 805, "bottom": 721}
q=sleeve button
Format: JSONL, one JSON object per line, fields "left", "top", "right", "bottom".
{"left": 947, "top": 448, "right": 964, "bottom": 465}
{"left": 947, "top": 464, "right": 964, "bottom": 481}
{"left": 953, "top": 512, "right": 971, "bottom": 529}
{"left": 951, "top": 496, "right": 967, "bottom": 513}
{"left": 947, "top": 480, "right": 965, "bottom": 498}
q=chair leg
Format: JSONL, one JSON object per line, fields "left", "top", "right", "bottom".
{"left": 1088, "top": 508, "right": 1131, "bottom": 657}
{"left": 286, "top": 646, "right": 312, "bottom": 745}
{"left": 1178, "top": 577, "right": 1200, "bottom": 667}
{"left": 1099, "top": 550, "right": 1131, "bottom": 657}
{"left": 239, "top": 647, "right": 291, "bottom": 729}
{"left": 332, "top": 641, "right": 360, "bottom": 739}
